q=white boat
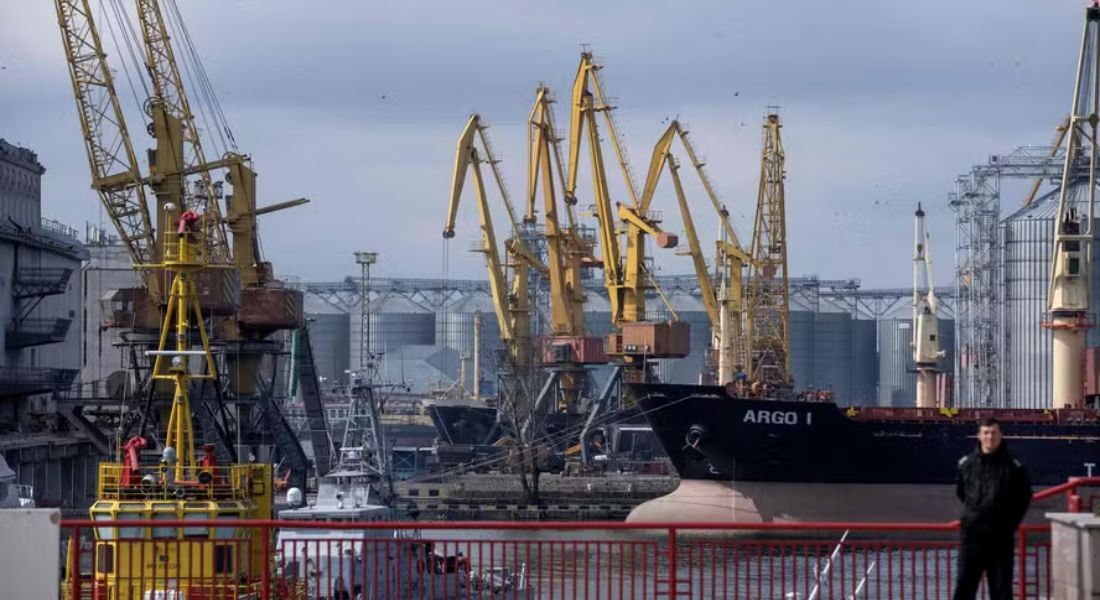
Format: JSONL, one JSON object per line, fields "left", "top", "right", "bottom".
{"left": 0, "top": 454, "right": 33, "bottom": 508}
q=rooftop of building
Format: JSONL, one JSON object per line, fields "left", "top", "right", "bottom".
{"left": 0, "top": 139, "right": 44, "bottom": 174}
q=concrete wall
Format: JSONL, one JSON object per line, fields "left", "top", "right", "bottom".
{"left": 1049, "top": 513, "right": 1100, "bottom": 599}
{"left": 0, "top": 509, "right": 59, "bottom": 598}
{"left": 80, "top": 242, "right": 141, "bottom": 394}
{"left": 2, "top": 439, "right": 99, "bottom": 511}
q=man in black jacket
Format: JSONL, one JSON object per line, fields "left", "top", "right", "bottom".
{"left": 953, "top": 417, "right": 1032, "bottom": 600}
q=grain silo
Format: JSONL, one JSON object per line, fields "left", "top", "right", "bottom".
{"left": 349, "top": 294, "right": 434, "bottom": 375}
{"left": 812, "top": 309, "right": 853, "bottom": 399}
{"left": 1002, "top": 184, "right": 1100, "bottom": 408}
{"left": 877, "top": 316, "right": 954, "bottom": 407}
{"left": 302, "top": 293, "right": 350, "bottom": 387}
{"left": 437, "top": 291, "right": 503, "bottom": 394}
{"left": 850, "top": 318, "right": 879, "bottom": 405}
{"left": 583, "top": 292, "right": 614, "bottom": 340}
{"left": 788, "top": 291, "right": 816, "bottom": 395}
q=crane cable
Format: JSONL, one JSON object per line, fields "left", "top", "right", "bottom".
{"left": 163, "top": 0, "right": 237, "bottom": 155}
{"left": 98, "top": 0, "right": 149, "bottom": 115}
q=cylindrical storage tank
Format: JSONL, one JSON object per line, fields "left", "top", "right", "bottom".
{"left": 877, "top": 317, "right": 915, "bottom": 407}
{"left": 1002, "top": 192, "right": 1054, "bottom": 409}
{"left": 877, "top": 316, "right": 954, "bottom": 407}
{"left": 650, "top": 291, "right": 709, "bottom": 384}
{"left": 580, "top": 292, "right": 616, "bottom": 387}
{"left": 303, "top": 293, "right": 350, "bottom": 387}
{"left": 812, "top": 310, "right": 853, "bottom": 400}
{"left": 851, "top": 319, "right": 879, "bottom": 406}
{"left": 436, "top": 292, "right": 503, "bottom": 395}
{"left": 1000, "top": 187, "right": 1100, "bottom": 409}
{"left": 788, "top": 308, "right": 816, "bottom": 393}
{"left": 582, "top": 292, "right": 614, "bottom": 340}
{"left": 349, "top": 294, "right": 435, "bottom": 375}
{"left": 938, "top": 317, "right": 956, "bottom": 383}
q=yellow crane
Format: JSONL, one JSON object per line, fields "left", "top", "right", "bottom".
{"left": 640, "top": 121, "right": 752, "bottom": 384}
{"left": 55, "top": 0, "right": 319, "bottom": 481}
{"left": 527, "top": 85, "right": 608, "bottom": 410}
{"left": 746, "top": 112, "right": 792, "bottom": 388}
{"left": 529, "top": 85, "right": 589, "bottom": 339}
{"left": 56, "top": 0, "right": 158, "bottom": 297}
{"left": 565, "top": 52, "right": 687, "bottom": 371}
{"left": 59, "top": 0, "right": 306, "bottom": 300}
{"left": 134, "top": 0, "right": 229, "bottom": 266}
{"left": 444, "top": 114, "right": 547, "bottom": 372}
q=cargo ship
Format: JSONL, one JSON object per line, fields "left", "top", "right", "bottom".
{"left": 626, "top": 382, "right": 1100, "bottom": 523}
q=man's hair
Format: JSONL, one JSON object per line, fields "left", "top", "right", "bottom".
{"left": 979, "top": 417, "right": 1001, "bottom": 429}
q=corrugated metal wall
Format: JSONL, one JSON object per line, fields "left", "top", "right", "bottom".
{"left": 812, "top": 311, "right": 853, "bottom": 397}
{"left": 349, "top": 295, "right": 435, "bottom": 375}
{"left": 851, "top": 319, "right": 879, "bottom": 405}
{"left": 436, "top": 292, "right": 502, "bottom": 395}
{"left": 878, "top": 317, "right": 955, "bottom": 407}
{"left": 1002, "top": 186, "right": 1100, "bottom": 408}
{"left": 789, "top": 310, "right": 816, "bottom": 393}
{"left": 303, "top": 294, "right": 350, "bottom": 386}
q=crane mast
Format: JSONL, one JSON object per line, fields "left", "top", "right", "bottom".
{"left": 566, "top": 52, "right": 677, "bottom": 328}
{"left": 1047, "top": 3, "right": 1100, "bottom": 409}
{"left": 746, "top": 113, "right": 792, "bottom": 388}
{"left": 640, "top": 121, "right": 751, "bottom": 384}
{"left": 55, "top": 1, "right": 319, "bottom": 483}
{"left": 528, "top": 86, "right": 607, "bottom": 409}
{"left": 529, "top": 86, "right": 587, "bottom": 337}
{"left": 55, "top": 0, "right": 159, "bottom": 298}
{"left": 912, "top": 203, "right": 942, "bottom": 408}
{"left": 565, "top": 52, "right": 685, "bottom": 378}
{"left": 135, "top": 0, "right": 229, "bottom": 265}
{"left": 444, "top": 115, "right": 545, "bottom": 372}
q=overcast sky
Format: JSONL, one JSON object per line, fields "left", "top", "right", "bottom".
{"left": 0, "top": 1, "right": 1082, "bottom": 288}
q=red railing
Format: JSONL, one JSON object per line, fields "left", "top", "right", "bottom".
{"left": 59, "top": 477, "right": 1099, "bottom": 599}
{"left": 58, "top": 519, "right": 1049, "bottom": 599}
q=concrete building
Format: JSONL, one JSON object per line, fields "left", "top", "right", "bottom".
{"left": 80, "top": 231, "right": 140, "bottom": 397}
{"left": 0, "top": 139, "right": 97, "bottom": 512}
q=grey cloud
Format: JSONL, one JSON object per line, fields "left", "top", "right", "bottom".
{"left": 0, "top": 0, "right": 1086, "bottom": 286}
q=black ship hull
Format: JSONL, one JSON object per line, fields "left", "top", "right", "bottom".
{"left": 427, "top": 403, "right": 501, "bottom": 446}
{"left": 626, "top": 383, "right": 1100, "bottom": 523}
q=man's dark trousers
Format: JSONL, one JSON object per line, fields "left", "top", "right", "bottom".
{"left": 953, "top": 534, "right": 1014, "bottom": 600}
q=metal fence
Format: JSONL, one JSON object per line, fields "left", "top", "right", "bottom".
{"left": 59, "top": 477, "right": 1100, "bottom": 599}
{"left": 60, "top": 519, "right": 1054, "bottom": 599}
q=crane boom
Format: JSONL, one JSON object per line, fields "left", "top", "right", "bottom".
{"left": 746, "top": 113, "right": 792, "bottom": 387}
{"left": 567, "top": 53, "right": 639, "bottom": 208}
{"left": 54, "top": 0, "right": 158, "bottom": 297}
{"left": 1046, "top": 3, "right": 1100, "bottom": 409}
{"left": 912, "top": 203, "right": 941, "bottom": 408}
{"left": 135, "top": 0, "right": 229, "bottom": 264}
{"left": 530, "top": 87, "right": 585, "bottom": 336}
{"left": 445, "top": 115, "right": 544, "bottom": 369}
{"left": 566, "top": 52, "right": 676, "bottom": 328}
{"left": 640, "top": 120, "right": 750, "bottom": 384}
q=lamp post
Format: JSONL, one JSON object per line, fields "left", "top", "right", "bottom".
{"left": 354, "top": 252, "right": 378, "bottom": 380}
